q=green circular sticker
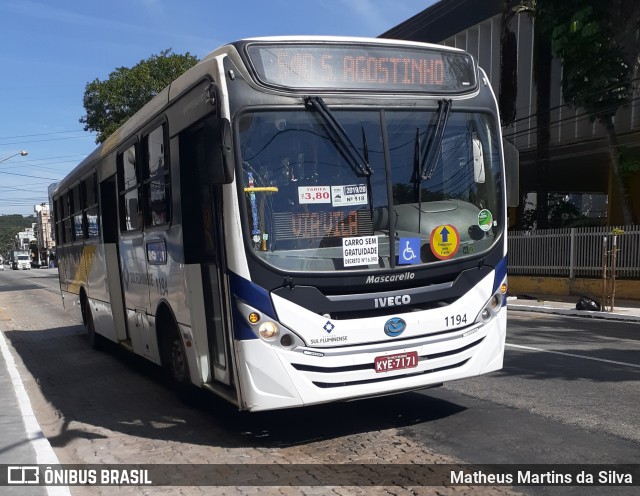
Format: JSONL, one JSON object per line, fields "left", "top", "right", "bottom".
{"left": 478, "top": 209, "right": 493, "bottom": 231}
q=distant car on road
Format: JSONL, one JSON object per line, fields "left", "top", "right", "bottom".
{"left": 12, "top": 253, "right": 31, "bottom": 270}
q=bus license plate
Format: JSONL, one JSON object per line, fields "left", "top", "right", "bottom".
{"left": 374, "top": 351, "right": 419, "bottom": 373}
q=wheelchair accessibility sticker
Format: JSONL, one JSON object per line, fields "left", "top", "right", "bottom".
{"left": 398, "top": 237, "right": 420, "bottom": 265}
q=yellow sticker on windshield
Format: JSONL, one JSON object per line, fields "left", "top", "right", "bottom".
{"left": 430, "top": 224, "right": 460, "bottom": 260}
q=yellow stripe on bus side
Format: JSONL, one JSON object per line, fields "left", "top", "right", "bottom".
{"left": 67, "top": 245, "right": 98, "bottom": 294}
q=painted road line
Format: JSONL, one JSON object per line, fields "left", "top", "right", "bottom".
{"left": 506, "top": 343, "right": 640, "bottom": 369}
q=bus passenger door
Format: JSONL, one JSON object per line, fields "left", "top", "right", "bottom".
{"left": 180, "top": 119, "right": 233, "bottom": 386}
{"left": 117, "top": 141, "right": 153, "bottom": 353}
{"left": 202, "top": 184, "right": 231, "bottom": 385}
{"left": 100, "top": 176, "right": 129, "bottom": 342}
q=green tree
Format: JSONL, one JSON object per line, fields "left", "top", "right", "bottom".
{"left": 544, "top": 0, "right": 639, "bottom": 225}
{"left": 0, "top": 215, "right": 37, "bottom": 256}
{"left": 80, "top": 49, "right": 199, "bottom": 143}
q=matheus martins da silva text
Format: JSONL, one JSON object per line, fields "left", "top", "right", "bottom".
{"left": 451, "top": 470, "right": 633, "bottom": 485}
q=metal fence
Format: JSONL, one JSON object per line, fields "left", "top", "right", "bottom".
{"left": 508, "top": 225, "right": 640, "bottom": 279}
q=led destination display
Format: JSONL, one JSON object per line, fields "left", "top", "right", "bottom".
{"left": 246, "top": 43, "right": 476, "bottom": 92}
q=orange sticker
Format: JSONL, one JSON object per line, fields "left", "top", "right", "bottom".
{"left": 429, "top": 224, "right": 460, "bottom": 260}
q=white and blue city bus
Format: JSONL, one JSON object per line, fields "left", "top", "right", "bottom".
{"left": 53, "top": 36, "right": 508, "bottom": 412}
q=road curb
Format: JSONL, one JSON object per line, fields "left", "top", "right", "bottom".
{"left": 508, "top": 303, "right": 640, "bottom": 323}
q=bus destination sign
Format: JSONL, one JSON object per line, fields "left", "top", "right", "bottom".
{"left": 246, "top": 43, "right": 476, "bottom": 93}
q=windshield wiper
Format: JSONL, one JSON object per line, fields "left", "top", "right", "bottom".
{"left": 413, "top": 99, "right": 451, "bottom": 233}
{"left": 304, "top": 96, "right": 372, "bottom": 177}
{"left": 413, "top": 127, "right": 424, "bottom": 233}
{"left": 420, "top": 99, "right": 452, "bottom": 181}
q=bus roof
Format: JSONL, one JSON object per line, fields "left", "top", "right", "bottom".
{"left": 56, "top": 36, "right": 473, "bottom": 196}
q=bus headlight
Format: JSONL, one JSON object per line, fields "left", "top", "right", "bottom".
{"left": 280, "top": 334, "right": 294, "bottom": 347}
{"left": 489, "top": 294, "right": 501, "bottom": 311}
{"left": 477, "top": 291, "right": 504, "bottom": 323}
{"left": 258, "top": 321, "right": 279, "bottom": 340}
{"left": 237, "top": 300, "right": 306, "bottom": 347}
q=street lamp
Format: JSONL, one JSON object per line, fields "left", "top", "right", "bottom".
{"left": 0, "top": 150, "right": 28, "bottom": 164}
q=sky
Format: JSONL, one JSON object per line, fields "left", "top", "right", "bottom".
{"left": 0, "top": 0, "right": 435, "bottom": 216}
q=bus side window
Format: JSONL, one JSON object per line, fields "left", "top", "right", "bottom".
{"left": 117, "top": 143, "right": 141, "bottom": 232}
{"left": 84, "top": 174, "right": 100, "bottom": 239}
{"left": 143, "top": 124, "right": 171, "bottom": 227}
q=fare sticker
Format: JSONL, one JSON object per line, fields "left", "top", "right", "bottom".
{"left": 298, "top": 186, "right": 331, "bottom": 204}
{"left": 429, "top": 224, "right": 460, "bottom": 260}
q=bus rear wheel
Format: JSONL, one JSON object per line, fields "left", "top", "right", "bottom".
{"left": 85, "top": 304, "right": 104, "bottom": 350}
{"left": 168, "top": 334, "right": 189, "bottom": 384}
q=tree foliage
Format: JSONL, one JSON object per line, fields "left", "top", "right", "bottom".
{"left": 80, "top": 49, "right": 199, "bottom": 143}
{"left": 0, "top": 215, "right": 36, "bottom": 257}
{"left": 521, "top": 193, "right": 588, "bottom": 230}
{"left": 547, "top": 2, "right": 631, "bottom": 120}
{"left": 536, "top": 0, "right": 640, "bottom": 224}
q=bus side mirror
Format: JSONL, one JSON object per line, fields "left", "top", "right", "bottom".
{"left": 472, "top": 136, "right": 486, "bottom": 184}
{"left": 502, "top": 138, "right": 520, "bottom": 207}
{"left": 211, "top": 118, "right": 234, "bottom": 184}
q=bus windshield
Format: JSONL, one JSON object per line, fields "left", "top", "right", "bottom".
{"left": 238, "top": 106, "right": 503, "bottom": 272}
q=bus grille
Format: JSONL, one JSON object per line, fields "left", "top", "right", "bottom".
{"left": 311, "top": 359, "right": 469, "bottom": 388}
{"left": 291, "top": 337, "right": 484, "bottom": 388}
{"left": 328, "top": 298, "right": 456, "bottom": 320}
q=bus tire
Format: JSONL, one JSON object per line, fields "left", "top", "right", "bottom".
{"left": 85, "top": 303, "right": 104, "bottom": 350}
{"left": 159, "top": 316, "right": 190, "bottom": 386}
{"left": 168, "top": 333, "right": 189, "bottom": 384}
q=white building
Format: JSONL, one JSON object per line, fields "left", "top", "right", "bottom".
{"left": 35, "top": 203, "right": 55, "bottom": 265}
{"left": 15, "top": 226, "right": 35, "bottom": 252}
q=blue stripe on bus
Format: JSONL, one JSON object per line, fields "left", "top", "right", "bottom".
{"left": 228, "top": 271, "right": 276, "bottom": 341}
{"left": 493, "top": 255, "right": 507, "bottom": 296}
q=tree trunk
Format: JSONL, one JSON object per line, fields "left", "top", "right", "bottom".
{"left": 601, "top": 115, "right": 634, "bottom": 225}
{"left": 533, "top": 15, "right": 552, "bottom": 229}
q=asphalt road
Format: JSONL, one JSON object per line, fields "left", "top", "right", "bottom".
{"left": 402, "top": 310, "right": 640, "bottom": 495}
{"left": 1, "top": 268, "right": 638, "bottom": 496}
{"left": 0, "top": 264, "right": 61, "bottom": 292}
{"left": 457, "top": 311, "right": 640, "bottom": 445}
